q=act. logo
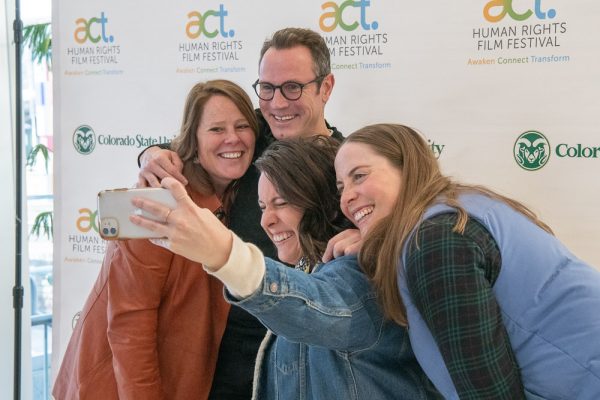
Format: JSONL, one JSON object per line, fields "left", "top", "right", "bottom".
{"left": 186, "top": 4, "right": 234, "bottom": 39}
{"left": 319, "top": 0, "right": 378, "bottom": 32}
{"left": 76, "top": 208, "right": 99, "bottom": 233}
{"left": 514, "top": 130, "right": 551, "bottom": 171}
{"left": 74, "top": 12, "right": 114, "bottom": 44}
{"left": 73, "top": 125, "right": 96, "bottom": 155}
{"left": 484, "top": 0, "right": 556, "bottom": 22}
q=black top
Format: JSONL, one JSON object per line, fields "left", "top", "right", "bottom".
{"left": 138, "top": 110, "right": 343, "bottom": 399}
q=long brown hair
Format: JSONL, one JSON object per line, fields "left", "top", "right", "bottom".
{"left": 255, "top": 136, "right": 352, "bottom": 266}
{"left": 344, "top": 123, "right": 553, "bottom": 325}
{"left": 170, "top": 80, "right": 258, "bottom": 208}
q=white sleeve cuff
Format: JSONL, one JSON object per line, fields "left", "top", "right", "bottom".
{"left": 204, "top": 233, "right": 266, "bottom": 298}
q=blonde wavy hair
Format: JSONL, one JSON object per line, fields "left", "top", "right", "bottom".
{"left": 344, "top": 123, "right": 553, "bottom": 326}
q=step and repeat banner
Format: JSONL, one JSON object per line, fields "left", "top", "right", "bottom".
{"left": 52, "top": 0, "right": 600, "bottom": 375}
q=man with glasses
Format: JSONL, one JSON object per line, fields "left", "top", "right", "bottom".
{"left": 134, "top": 27, "right": 344, "bottom": 400}
{"left": 137, "top": 27, "right": 341, "bottom": 186}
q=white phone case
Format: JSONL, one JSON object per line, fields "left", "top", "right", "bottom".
{"left": 97, "top": 188, "right": 177, "bottom": 240}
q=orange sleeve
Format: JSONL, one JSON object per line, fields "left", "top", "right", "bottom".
{"left": 105, "top": 239, "right": 174, "bottom": 400}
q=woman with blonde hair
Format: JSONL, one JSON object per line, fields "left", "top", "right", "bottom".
{"left": 53, "top": 79, "right": 261, "bottom": 400}
{"left": 335, "top": 123, "right": 600, "bottom": 399}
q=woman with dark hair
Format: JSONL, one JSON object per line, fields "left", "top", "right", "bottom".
{"left": 254, "top": 137, "right": 349, "bottom": 268}
{"left": 131, "top": 136, "right": 440, "bottom": 399}
{"left": 53, "top": 80, "right": 260, "bottom": 400}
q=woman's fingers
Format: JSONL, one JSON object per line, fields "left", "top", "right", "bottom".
{"left": 131, "top": 195, "right": 168, "bottom": 221}
{"left": 322, "top": 229, "right": 362, "bottom": 262}
{"left": 161, "top": 177, "right": 196, "bottom": 205}
{"left": 131, "top": 176, "right": 233, "bottom": 268}
{"left": 129, "top": 213, "right": 169, "bottom": 237}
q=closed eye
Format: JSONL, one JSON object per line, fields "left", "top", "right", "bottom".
{"left": 352, "top": 172, "right": 367, "bottom": 183}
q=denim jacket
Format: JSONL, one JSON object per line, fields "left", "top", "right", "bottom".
{"left": 226, "top": 255, "right": 440, "bottom": 400}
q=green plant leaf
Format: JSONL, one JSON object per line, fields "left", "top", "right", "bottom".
{"left": 30, "top": 211, "right": 53, "bottom": 239}
{"left": 23, "top": 23, "right": 52, "bottom": 67}
{"left": 26, "top": 143, "right": 51, "bottom": 172}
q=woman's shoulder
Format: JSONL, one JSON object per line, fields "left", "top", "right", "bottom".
{"left": 316, "top": 254, "right": 360, "bottom": 272}
{"left": 187, "top": 187, "right": 222, "bottom": 213}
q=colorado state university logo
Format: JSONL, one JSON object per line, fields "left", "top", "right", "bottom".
{"left": 73, "top": 125, "right": 96, "bottom": 155}
{"left": 514, "top": 130, "right": 550, "bottom": 171}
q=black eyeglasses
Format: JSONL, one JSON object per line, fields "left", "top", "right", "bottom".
{"left": 252, "top": 76, "right": 325, "bottom": 101}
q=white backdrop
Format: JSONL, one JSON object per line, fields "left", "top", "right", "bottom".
{"left": 52, "top": 0, "right": 600, "bottom": 377}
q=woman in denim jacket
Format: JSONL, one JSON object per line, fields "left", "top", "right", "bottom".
{"left": 132, "top": 136, "right": 440, "bottom": 399}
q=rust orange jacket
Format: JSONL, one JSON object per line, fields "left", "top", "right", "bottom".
{"left": 52, "top": 191, "right": 230, "bottom": 400}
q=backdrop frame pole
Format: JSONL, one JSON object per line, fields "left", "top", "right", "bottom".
{"left": 12, "top": 0, "right": 24, "bottom": 397}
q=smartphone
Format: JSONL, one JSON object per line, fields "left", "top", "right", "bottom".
{"left": 97, "top": 187, "right": 177, "bottom": 240}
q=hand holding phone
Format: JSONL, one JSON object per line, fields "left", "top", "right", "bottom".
{"left": 97, "top": 188, "right": 177, "bottom": 240}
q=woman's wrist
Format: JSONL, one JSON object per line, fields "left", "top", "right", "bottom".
{"left": 204, "top": 233, "right": 266, "bottom": 298}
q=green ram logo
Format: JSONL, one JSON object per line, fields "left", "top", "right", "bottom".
{"left": 514, "top": 130, "right": 550, "bottom": 171}
{"left": 73, "top": 125, "right": 96, "bottom": 155}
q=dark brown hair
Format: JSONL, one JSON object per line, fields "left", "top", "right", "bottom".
{"left": 259, "top": 27, "right": 331, "bottom": 81}
{"left": 255, "top": 136, "right": 352, "bottom": 266}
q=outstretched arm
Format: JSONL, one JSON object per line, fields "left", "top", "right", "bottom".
{"left": 208, "top": 234, "right": 382, "bottom": 351}
{"left": 131, "top": 179, "right": 383, "bottom": 352}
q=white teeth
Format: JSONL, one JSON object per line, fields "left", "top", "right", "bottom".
{"left": 221, "top": 152, "right": 242, "bottom": 159}
{"left": 353, "top": 207, "right": 373, "bottom": 222}
{"left": 274, "top": 115, "right": 294, "bottom": 121}
{"left": 273, "top": 232, "right": 293, "bottom": 242}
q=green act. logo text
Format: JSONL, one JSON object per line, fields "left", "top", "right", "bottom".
{"left": 514, "top": 130, "right": 550, "bottom": 171}
{"left": 73, "top": 125, "right": 96, "bottom": 155}
{"left": 484, "top": 0, "right": 556, "bottom": 23}
{"left": 74, "top": 12, "right": 114, "bottom": 44}
{"left": 185, "top": 4, "right": 234, "bottom": 39}
{"left": 319, "top": 0, "right": 378, "bottom": 32}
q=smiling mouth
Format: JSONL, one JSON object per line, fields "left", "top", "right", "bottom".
{"left": 272, "top": 114, "right": 295, "bottom": 122}
{"left": 272, "top": 231, "right": 293, "bottom": 243}
{"left": 353, "top": 206, "right": 374, "bottom": 223}
{"left": 219, "top": 152, "right": 243, "bottom": 159}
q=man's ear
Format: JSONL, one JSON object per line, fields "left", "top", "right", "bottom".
{"left": 320, "top": 73, "right": 335, "bottom": 103}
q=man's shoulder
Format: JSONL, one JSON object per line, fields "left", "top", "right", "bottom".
{"left": 327, "top": 121, "right": 344, "bottom": 140}
{"left": 254, "top": 108, "right": 275, "bottom": 158}
{"left": 255, "top": 108, "right": 271, "bottom": 136}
